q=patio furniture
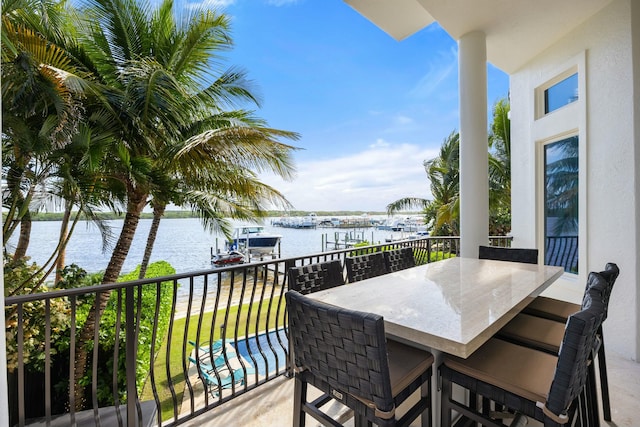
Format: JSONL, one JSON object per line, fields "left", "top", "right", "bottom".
{"left": 383, "top": 247, "right": 415, "bottom": 273}
{"left": 519, "top": 262, "right": 620, "bottom": 421}
{"left": 307, "top": 257, "right": 563, "bottom": 358}
{"left": 478, "top": 245, "right": 539, "bottom": 264}
{"left": 287, "top": 259, "right": 345, "bottom": 294}
{"left": 440, "top": 272, "right": 607, "bottom": 427}
{"left": 200, "top": 368, "right": 246, "bottom": 397}
{"left": 345, "top": 252, "right": 388, "bottom": 283}
{"left": 286, "top": 290, "right": 434, "bottom": 427}
{"left": 188, "top": 351, "right": 237, "bottom": 375}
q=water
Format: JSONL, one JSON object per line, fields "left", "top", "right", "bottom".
{"left": 12, "top": 216, "right": 414, "bottom": 276}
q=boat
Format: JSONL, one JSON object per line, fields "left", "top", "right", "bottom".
{"left": 211, "top": 250, "right": 246, "bottom": 267}
{"left": 228, "top": 225, "right": 282, "bottom": 256}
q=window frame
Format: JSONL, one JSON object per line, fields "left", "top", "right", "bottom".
{"left": 533, "top": 52, "right": 587, "bottom": 279}
{"left": 535, "top": 66, "right": 579, "bottom": 119}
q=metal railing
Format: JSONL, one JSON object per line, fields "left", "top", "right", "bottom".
{"left": 545, "top": 235, "right": 579, "bottom": 274}
{"left": 5, "top": 235, "right": 511, "bottom": 427}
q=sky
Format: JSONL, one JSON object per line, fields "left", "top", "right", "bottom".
{"left": 205, "top": 0, "right": 510, "bottom": 212}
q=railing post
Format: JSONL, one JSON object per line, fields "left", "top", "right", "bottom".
{"left": 125, "top": 286, "right": 137, "bottom": 426}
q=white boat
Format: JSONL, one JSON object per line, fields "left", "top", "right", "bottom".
{"left": 227, "top": 225, "right": 282, "bottom": 256}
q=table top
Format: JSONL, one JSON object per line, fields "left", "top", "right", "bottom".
{"left": 308, "top": 257, "right": 564, "bottom": 358}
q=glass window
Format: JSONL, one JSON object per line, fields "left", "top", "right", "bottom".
{"left": 544, "top": 73, "right": 578, "bottom": 114}
{"left": 544, "top": 136, "right": 579, "bottom": 273}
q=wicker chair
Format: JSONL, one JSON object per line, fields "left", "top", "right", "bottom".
{"left": 286, "top": 290, "right": 433, "bottom": 427}
{"left": 383, "top": 247, "right": 416, "bottom": 273}
{"left": 287, "top": 259, "right": 345, "bottom": 294}
{"left": 345, "top": 252, "right": 388, "bottom": 283}
{"left": 478, "top": 245, "right": 539, "bottom": 264}
{"left": 440, "top": 272, "right": 607, "bottom": 427}
{"left": 519, "top": 262, "right": 620, "bottom": 421}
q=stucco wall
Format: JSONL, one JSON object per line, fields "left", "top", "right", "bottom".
{"left": 511, "top": 0, "right": 638, "bottom": 360}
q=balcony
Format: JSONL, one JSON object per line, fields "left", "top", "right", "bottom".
{"left": 183, "top": 350, "right": 640, "bottom": 426}
{"left": 6, "top": 235, "right": 636, "bottom": 426}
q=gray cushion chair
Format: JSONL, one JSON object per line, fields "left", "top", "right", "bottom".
{"left": 345, "top": 252, "right": 388, "bottom": 283}
{"left": 287, "top": 259, "right": 345, "bottom": 294}
{"left": 440, "top": 272, "right": 607, "bottom": 427}
{"left": 286, "top": 290, "right": 433, "bottom": 427}
{"left": 383, "top": 247, "right": 416, "bottom": 273}
{"left": 517, "top": 262, "right": 620, "bottom": 422}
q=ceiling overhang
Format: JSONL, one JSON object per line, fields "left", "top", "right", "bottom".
{"left": 344, "top": 0, "right": 614, "bottom": 73}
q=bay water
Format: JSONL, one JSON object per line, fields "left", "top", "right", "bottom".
{"left": 14, "top": 216, "right": 411, "bottom": 277}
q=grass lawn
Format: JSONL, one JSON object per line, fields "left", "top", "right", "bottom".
{"left": 141, "top": 296, "right": 286, "bottom": 421}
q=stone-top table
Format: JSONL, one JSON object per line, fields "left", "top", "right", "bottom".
{"left": 308, "top": 257, "right": 564, "bottom": 358}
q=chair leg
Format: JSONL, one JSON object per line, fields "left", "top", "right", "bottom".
{"left": 293, "top": 376, "right": 306, "bottom": 427}
{"left": 587, "top": 361, "right": 600, "bottom": 427}
{"left": 597, "top": 341, "right": 611, "bottom": 421}
{"left": 441, "top": 376, "right": 453, "bottom": 427}
{"left": 421, "top": 377, "right": 431, "bottom": 427}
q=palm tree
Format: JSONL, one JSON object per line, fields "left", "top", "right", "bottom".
{"left": 2, "top": 0, "right": 119, "bottom": 294}
{"left": 387, "top": 131, "right": 459, "bottom": 235}
{"left": 387, "top": 98, "right": 512, "bottom": 236}
{"left": 70, "top": 0, "right": 298, "bottom": 407}
{"left": 488, "top": 98, "right": 511, "bottom": 234}
{"left": 137, "top": 111, "right": 298, "bottom": 278}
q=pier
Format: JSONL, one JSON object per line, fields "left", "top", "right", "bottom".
{"left": 322, "top": 230, "right": 378, "bottom": 250}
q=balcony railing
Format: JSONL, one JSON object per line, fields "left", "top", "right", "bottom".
{"left": 5, "top": 235, "right": 512, "bottom": 427}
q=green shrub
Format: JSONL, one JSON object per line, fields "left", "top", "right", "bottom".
{"left": 4, "top": 257, "right": 71, "bottom": 372}
{"left": 6, "top": 260, "right": 176, "bottom": 412}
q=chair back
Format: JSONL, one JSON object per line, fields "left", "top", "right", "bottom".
{"left": 345, "top": 252, "right": 388, "bottom": 283}
{"left": 478, "top": 245, "right": 538, "bottom": 264}
{"left": 287, "top": 259, "right": 345, "bottom": 294}
{"left": 583, "top": 263, "right": 619, "bottom": 321}
{"left": 544, "top": 272, "right": 607, "bottom": 420}
{"left": 285, "top": 290, "right": 395, "bottom": 414}
{"left": 383, "top": 247, "right": 416, "bottom": 273}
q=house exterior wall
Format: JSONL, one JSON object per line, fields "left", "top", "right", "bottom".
{"left": 511, "top": 0, "right": 639, "bottom": 360}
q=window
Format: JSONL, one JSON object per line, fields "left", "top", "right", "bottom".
{"left": 544, "top": 73, "right": 578, "bottom": 114}
{"left": 544, "top": 136, "right": 579, "bottom": 274}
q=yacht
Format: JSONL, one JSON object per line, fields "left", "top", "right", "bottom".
{"left": 227, "top": 225, "right": 282, "bottom": 255}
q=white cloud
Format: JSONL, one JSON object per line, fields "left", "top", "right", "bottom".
{"left": 369, "top": 138, "right": 390, "bottom": 148}
{"left": 410, "top": 47, "right": 457, "bottom": 99}
{"left": 394, "top": 115, "right": 414, "bottom": 125}
{"left": 261, "top": 141, "right": 438, "bottom": 211}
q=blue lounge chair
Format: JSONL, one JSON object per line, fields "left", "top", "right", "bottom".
{"left": 188, "top": 351, "right": 237, "bottom": 372}
{"left": 200, "top": 368, "right": 246, "bottom": 396}
{"left": 188, "top": 339, "right": 224, "bottom": 356}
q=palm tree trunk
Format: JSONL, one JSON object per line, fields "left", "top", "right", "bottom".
{"left": 138, "top": 202, "right": 165, "bottom": 279}
{"left": 73, "top": 190, "right": 147, "bottom": 410}
{"left": 55, "top": 204, "right": 72, "bottom": 284}
{"left": 13, "top": 209, "right": 31, "bottom": 261}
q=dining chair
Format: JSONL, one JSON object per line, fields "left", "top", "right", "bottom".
{"left": 286, "top": 290, "right": 433, "bottom": 427}
{"left": 383, "top": 247, "right": 416, "bottom": 273}
{"left": 440, "top": 272, "right": 607, "bottom": 427}
{"left": 519, "top": 262, "right": 620, "bottom": 421}
{"left": 345, "top": 252, "right": 388, "bottom": 283}
{"left": 478, "top": 245, "right": 539, "bottom": 264}
{"left": 497, "top": 270, "right": 614, "bottom": 426}
{"left": 287, "top": 259, "right": 345, "bottom": 294}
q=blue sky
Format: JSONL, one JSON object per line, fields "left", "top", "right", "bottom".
{"left": 211, "top": 0, "right": 509, "bottom": 212}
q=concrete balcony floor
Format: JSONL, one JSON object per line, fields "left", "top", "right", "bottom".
{"left": 183, "top": 350, "right": 639, "bottom": 427}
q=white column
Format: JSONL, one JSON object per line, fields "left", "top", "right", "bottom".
{"left": 459, "top": 31, "right": 489, "bottom": 257}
